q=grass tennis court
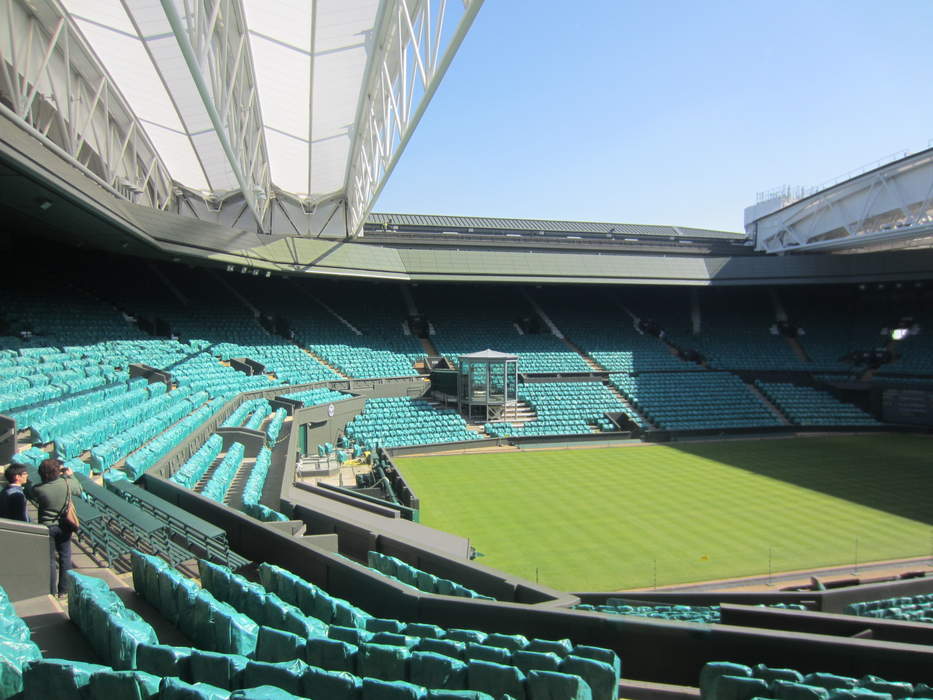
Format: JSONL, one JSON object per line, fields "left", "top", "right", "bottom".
{"left": 395, "top": 434, "right": 933, "bottom": 591}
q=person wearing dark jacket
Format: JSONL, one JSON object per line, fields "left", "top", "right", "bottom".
{"left": 30, "top": 458, "right": 83, "bottom": 597}
{"left": 0, "top": 464, "right": 30, "bottom": 522}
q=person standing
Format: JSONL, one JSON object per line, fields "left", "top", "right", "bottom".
{"left": 30, "top": 458, "right": 83, "bottom": 597}
{"left": 0, "top": 464, "right": 30, "bottom": 522}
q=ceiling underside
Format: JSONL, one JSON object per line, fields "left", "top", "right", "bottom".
{"left": 64, "top": 0, "right": 378, "bottom": 199}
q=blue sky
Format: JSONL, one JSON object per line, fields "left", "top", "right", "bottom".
{"left": 374, "top": 1, "right": 933, "bottom": 232}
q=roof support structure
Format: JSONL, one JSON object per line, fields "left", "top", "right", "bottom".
{"left": 344, "top": 0, "right": 484, "bottom": 238}
{"left": 122, "top": 0, "right": 272, "bottom": 230}
{"left": 751, "top": 149, "right": 933, "bottom": 253}
{"left": 0, "top": 0, "right": 174, "bottom": 209}
{"left": 158, "top": 0, "right": 271, "bottom": 229}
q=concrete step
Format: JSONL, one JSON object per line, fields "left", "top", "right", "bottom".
{"left": 14, "top": 593, "right": 99, "bottom": 663}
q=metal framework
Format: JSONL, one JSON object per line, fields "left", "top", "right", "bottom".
{"left": 751, "top": 148, "right": 933, "bottom": 253}
{"left": 122, "top": 0, "right": 272, "bottom": 230}
{"left": 345, "top": 0, "right": 484, "bottom": 238}
{"left": 0, "top": 0, "right": 174, "bottom": 209}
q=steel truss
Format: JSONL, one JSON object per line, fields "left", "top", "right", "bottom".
{"left": 345, "top": 0, "right": 484, "bottom": 238}
{"left": 122, "top": 0, "right": 272, "bottom": 231}
{"left": 0, "top": 0, "right": 174, "bottom": 210}
{"left": 753, "top": 149, "right": 933, "bottom": 253}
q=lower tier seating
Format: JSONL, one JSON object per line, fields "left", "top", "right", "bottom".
{"left": 0, "top": 584, "right": 41, "bottom": 698}
{"left": 367, "top": 552, "right": 493, "bottom": 601}
{"left": 112, "top": 552, "right": 619, "bottom": 700}
{"left": 485, "top": 382, "right": 638, "bottom": 437}
{"left": 846, "top": 593, "right": 933, "bottom": 623}
{"left": 755, "top": 381, "right": 881, "bottom": 426}
{"left": 612, "top": 372, "right": 781, "bottom": 431}
{"left": 699, "top": 660, "right": 931, "bottom": 700}
{"left": 344, "top": 397, "right": 481, "bottom": 450}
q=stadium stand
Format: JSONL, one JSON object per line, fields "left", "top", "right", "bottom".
{"left": 230, "top": 276, "right": 423, "bottom": 379}
{"left": 668, "top": 288, "right": 808, "bottom": 371}
{"left": 755, "top": 381, "right": 881, "bottom": 426}
{"left": 3, "top": 252, "right": 932, "bottom": 699}
{"left": 344, "top": 397, "right": 481, "bottom": 449}
{"left": 611, "top": 372, "right": 782, "bottom": 431}
{"left": 92, "top": 552, "right": 621, "bottom": 700}
{"left": 536, "top": 287, "right": 703, "bottom": 372}
{"left": 418, "top": 286, "right": 592, "bottom": 373}
{"left": 367, "top": 552, "right": 494, "bottom": 601}
{"left": 485, "top": 381, "right": 641, "bottom": 437}
{"left": 699, "top": 661, "right": 931, "bottom": 700}
{"left": 846, "top": 594, "right": 933, "bottom": 622}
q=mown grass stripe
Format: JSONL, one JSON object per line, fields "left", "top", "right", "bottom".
{"left": 396, "top": 434, "right": 933, "bottom": 591}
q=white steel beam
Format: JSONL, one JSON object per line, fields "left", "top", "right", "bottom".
{"left": 751, "top": 148, "right": 933, "bottom": 253}
{"left": 344, "top": 0, "right": 484, "bottom": 238}
{"left": 0, "top": 0, "right": 174, "bottom": 209}
{"left": 121, "top": 0, "right": 272, "bottom": 230}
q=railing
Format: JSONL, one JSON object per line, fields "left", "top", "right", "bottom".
{"left": 757, "top": 143, "right": 933, "bottom": 206}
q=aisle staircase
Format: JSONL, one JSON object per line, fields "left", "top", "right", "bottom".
{"left": 560, "top": 336, "right": 606, "bottom": 371}
{"left": 602, "top": 380, "right": 655, "bottom": 430}
{"left": 298, "top": 345, "right": 350, "bottom": 379}
{"left": 223, "top": 456, "right": 256, "bottom": 508}
{"left": 745, "top": 381, "right": 792, "bottom": 425}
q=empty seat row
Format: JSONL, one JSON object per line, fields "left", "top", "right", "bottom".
{"left": 201, "top": 443, "right": 246, "bottom": 503}
{"left": 172, "top": 435, "right": 224, "bottom": 489}
{"left": 754, "top": 381, "right": 881, "bottom": 426}
{"left": 700, "top": 660, "right": 931, "bottom": 700}
{"left": 128, "top": 553, "right": 603, "bottom": 699}
{"left": 367, "top": 552, "right": 493, "bottom": 601}
{"left": 241, "top": 447, "right": 288, "bottom": 523}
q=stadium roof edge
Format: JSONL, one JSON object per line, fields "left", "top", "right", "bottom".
{"left": 367, "top": 212, "right": 745, "bottom": 240}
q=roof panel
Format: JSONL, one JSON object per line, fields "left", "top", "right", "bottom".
{"left": 65, "top": 5, "right": 209, "bottom": 190}
{"left": 265, "top": 128, "right": 310, "bottom": 195}
{"left": 249, "top": 32, "right": 310, "bottom": 139}
{"left": 54, "top": 1, "right": 475, "bottom": 221}
{"left": 243, "top": 0, "right": 311, "bottom": 50}
{"left": 367, "top": 212, "right": 744, "bottom": 238}
{"left": 244, "top": 0, "right": 311, "bottom": 194}
{"left": 309, "top": 133, "right": 351, "bottom": 194}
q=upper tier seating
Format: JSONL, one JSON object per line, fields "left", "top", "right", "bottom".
{"left": 755, "top": 381, "right": 881, "bottom": 426}
{"left": 485, "top": 382, "right": 640, "bottom": 437}
{"left": 418, "top": 286, "right": 591, "bottom": 374}
{"left": 280, "top": 387, "right": 349, "bottom": 407}
{"left": 783, "top": 288, "right": 894, "bottom": 372}
{"left": 611, "top": 372, "right": 781, "bottom": 431}
{"left": 215, "top": 343, "right": 340, "bottom": 385}
{"left": 230, "top": 276, "right": 422, "bottom": 379}
{"left": 666, "top": 289, "right": 809, "bottom": 371}
{"left": 535, "top": 288, "right": 699, "bottom": 373}
{"left": 344, "top": 397, "right": 480, "bottom": 449}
